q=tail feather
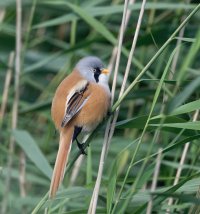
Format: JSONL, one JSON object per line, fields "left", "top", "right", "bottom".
{"left": 49, "top": 126, "right": 74, "bottom": 198}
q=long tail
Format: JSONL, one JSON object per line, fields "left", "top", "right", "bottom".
{"left": 49, "top": 125, "right": 74, "bottom": 198}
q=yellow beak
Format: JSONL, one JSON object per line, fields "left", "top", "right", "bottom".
{"left": 101, "top": 68, "right": 109, "bottom": 75}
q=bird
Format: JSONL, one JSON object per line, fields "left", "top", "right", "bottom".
{"left": 49, "top": 56, "right": 111, "bottom": 198}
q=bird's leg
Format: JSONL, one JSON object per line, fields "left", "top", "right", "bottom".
{"left": 76, "top": 138, "right": 87, "bottom": 155}
{"left": 73, "top": 126, "right": 82, "bottom": 142}
{"left": 107, "top": 109, "right": 112, "bottom": 116}
{"left": 107, "top": 111, "right": 113, "bottom": 117}
{"left": 73, "top": 126, "right": 87, "bottom": 155}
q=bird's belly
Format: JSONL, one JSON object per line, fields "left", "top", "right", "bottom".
{"left": 75, "top": 101, "right": 107, "bottom": 131}
{"left": 74, "top": 86, "right": 110, "bottom": 131}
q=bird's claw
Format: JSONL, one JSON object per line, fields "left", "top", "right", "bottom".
{"left": 76, "top": 140, "right": 87, "bottom": 155}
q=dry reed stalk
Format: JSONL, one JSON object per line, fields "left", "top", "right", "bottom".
{"left": 167, "top": 110, "right": 199, "bottom": 211}
{"left": 15, "top": 0, "right": 27, "bottom": 199}
{"left": 146, "top": 11, "right": 187, "bottom": 211}
{"left": 146, "top": 148, "right": 162, "bottom": 214}
{"left": 1, "top": 0, "right": 22, "bottom": 212}
{"left": 88, "top": 0, "right": 130, "bottom": 213}
{"left": 0, "top": 8, "right": 5, "bottom": 21}
{"left": 108, "top": 0, "right": 146, "bottom": 152}
{"left": 69, "top": 155, "right": 84, "bottom": 185}
{"left": 87, "top": 117, "right": 112, "bottom": 214}
{"left": 0, "top": 52, "right": 15, "bottom": 214}
{"left": 69, "top": 134, "right": 89, "bottom": 185}
{"left": 110, "top": 0, "right": 135, "bottom": 105}
{"left": 19, "top": 151, "right": 26, "bottom": 197}
{"left": 0, "top": 52, "right": 14, "bottom": 122}
{"left": 88, "top": 0, "right": 146, "bottom": 213}
{"left": 165, "top": 2, "right": 191, "bottom": 211}
{"left": 170, "top": 0, "right": 190, "bottom": 80}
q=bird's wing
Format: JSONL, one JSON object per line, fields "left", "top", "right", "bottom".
{"left": 61, "top": 80, "right": 90, "bottom": 127}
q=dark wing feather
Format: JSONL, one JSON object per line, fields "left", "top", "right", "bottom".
{"left": 61, "top": 82, "right": 89, "bottom": 127}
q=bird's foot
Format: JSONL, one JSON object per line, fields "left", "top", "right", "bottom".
{"left": 107, "top": 109, "right": 113, "bottom": 116}
{"left": 76, "top": 140, "right": 87, "bottom": 155}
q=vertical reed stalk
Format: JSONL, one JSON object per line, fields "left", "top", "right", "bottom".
{"left": 0, "top": 52, "right": 14, "bottom": 124}
{"left": 167, "top": 110, "right": 199, "bottom": 211}
{"left": 1, "top": 0, "right": 22, "bottom": 213}
{"left": 88, "top": 0, "right": 146, "bottom": 213}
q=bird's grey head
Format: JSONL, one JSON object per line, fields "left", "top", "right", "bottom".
{"left": 75, "top": 56, "right": 109, "bottom": 83}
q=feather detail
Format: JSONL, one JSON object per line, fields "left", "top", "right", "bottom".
{"left": 61, "top": 81, "right": 89, "bottom": 127}
{"left": 49, "top": 126, "right": 74, "bottom": 198}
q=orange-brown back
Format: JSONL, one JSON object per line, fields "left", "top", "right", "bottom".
{"left": 51, "top": 70, "right": 83, "bottom": 130}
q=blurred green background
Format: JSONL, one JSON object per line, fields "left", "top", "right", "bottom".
{"left": 0, "top": 0, "right": 200, "bottom": 213}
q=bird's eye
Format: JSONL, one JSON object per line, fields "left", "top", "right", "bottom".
{"left": 92, "top": 68, "right": 96, "bottom": 73}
